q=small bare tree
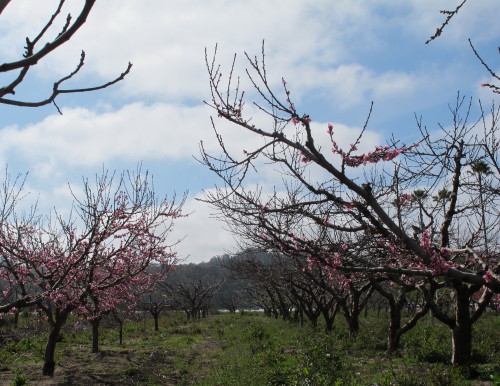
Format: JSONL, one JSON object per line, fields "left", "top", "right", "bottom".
{"left": 162, "top": 276, "right": 224, "bottom": 320}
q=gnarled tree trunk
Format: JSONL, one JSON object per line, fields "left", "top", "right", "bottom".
{"left": 43, "top": 311, "right": 69, "bottom": 376}
{"left": 90, "top": 317, "right": 102, "bottom": 353}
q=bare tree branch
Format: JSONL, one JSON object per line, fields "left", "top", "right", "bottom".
{"left": 0, "top": 0, "right": 131, "bottom": 111}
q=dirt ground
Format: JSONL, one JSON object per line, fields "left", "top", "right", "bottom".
{"left": 0, "top": 338, "right": 224, "bottom": 385}
{"left": 1, "top": 348, "right": 172, "bottom": 385}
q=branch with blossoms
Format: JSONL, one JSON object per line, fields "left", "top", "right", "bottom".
{"left": 225, "top": 200, "right": 495, "bottom": 349}
{"left": 470, "top": 40, "right": 500, "bottom": 95}
{"left": 425, "top": 0, "right": 468, "bottom": 44}
{"left": 0, "top": 167, "right": 185, "bottom": 375}
{"left": 202, "top": 46, "right": 499, "bottom": 291}
{"left": 425, "top": 1, "right": 499, "bottom": 94}
{"left": 202, "top": 44, "right": 498, "bottom": 365}
{"left": 0, "top": 170, "right": 47, "bottom": 313}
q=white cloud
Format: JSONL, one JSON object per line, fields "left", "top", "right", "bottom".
{"left": 1, "top": 0, "right": 498, "bottom": 263}
{"left": 0, "top": 102, "right": 273, "bottom": 177}
{"left": 173, "top": 118, "right": 388, "bottom": 262}
{"left": 280, "top": 63, "right": 426, "bottom": 110}
{"left": 0, "top": 96, "right": 382, "bottom": 180}
{"left": 172, "top": 192, "right": 238, "bottom": 263}
{"left": 5, "top": 0, "right": 486, "bottom": 105}
{"left": 397, "top": 0, "right": 500, "bottom": 45}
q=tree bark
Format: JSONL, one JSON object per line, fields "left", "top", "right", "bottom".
{"left": 348, "top": 316, "right": 360, "bottom": 337}
{"left": 451, "top": 285, "right": 472, "bottom": 366}
{"left": 0, "top": 0, "right": 12, "bottom": 16}
{"left": 90, "top": 317, "right": 101, "bottom": 353}
{"left": 118, "top": 321, "right": 123, "bottom": 345}
{"left": 387, "top": 305, "right": 401, "bottom": 353}
{"left": 154, "top": 313, "right": 159, "bottom": 331}
{"left": 43, "top": 317, "right": 67, "bottom": 376}
{"left": 13, "top": 310, "right": 19, "bottom": 329}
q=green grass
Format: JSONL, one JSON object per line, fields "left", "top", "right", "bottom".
{"left": 0, "top": 310, "right": 498, "bottom": 385}
{"left": 198, "top": 312, "right": 499, "bottom": 385}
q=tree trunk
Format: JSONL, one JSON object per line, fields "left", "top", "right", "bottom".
{"left": 13, "top": 310, "right": 19, "bottom": 329}
{"left": 325, "top": 317, "right": 334, "bottom": 333}
{"left": 43, "top": 318, "right": 66, "bottom": 376}
{"left": 347, "top": 315, "right": 359, "bottom": 337}
{"left": 118, "top": 321, "right": 123, "bottom": 345}
{"left": 452, "top": 323, "right": 472, "bottom": 366}
{"left": 90, "top": 317, "right": 102, "bottom": 353}
{"left": 387, "top": 304, "right": 401, "bottom": 353}
{"left": 451, "top": 286, "right": 472, "bottom": 366}
{"left": 342, "top": 302, "right": 361, "bottom": 337}
{"left": 153, "top": 313, "right": 159, "bottom": 331}
{"left": 322, "top": 303, "right": 339, "bottom": 334}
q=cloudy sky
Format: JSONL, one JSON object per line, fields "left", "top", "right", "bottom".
{"left": 0, "top": 0, "right": 498, "bottom": 263}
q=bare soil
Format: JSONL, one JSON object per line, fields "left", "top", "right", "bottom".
{"left": 0, "top": 338, "right": 224, "bottom": 385}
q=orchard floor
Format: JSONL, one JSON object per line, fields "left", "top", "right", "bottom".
{"left": 0, "top": 311, "right": 499, "bottom": 385}
{"left": 1, "top": 340, "right": 222, "bottom": 385}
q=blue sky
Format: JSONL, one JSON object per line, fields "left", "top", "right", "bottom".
{"left": 0, "top": 0, "right": 498, "bottom": 263}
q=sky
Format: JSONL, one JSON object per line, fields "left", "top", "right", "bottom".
{"left": 0, "top": 0, "right": 498, "bottom": 263}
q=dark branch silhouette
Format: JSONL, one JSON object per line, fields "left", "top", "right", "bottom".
{"left": 0, "top": 0, "right": 131, "bottom": 113}
{"left": 425, "top": 1, "right": 498, "bottom": 94}
{"left": 425, "top": 0, "right": 468, "bottom": 44}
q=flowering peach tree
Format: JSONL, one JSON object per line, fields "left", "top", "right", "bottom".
{"left": 200, "top": 46, "right": 499, "bottom": 365}
{"left": 0, "top": 168, "right": 184, "bottom": 376}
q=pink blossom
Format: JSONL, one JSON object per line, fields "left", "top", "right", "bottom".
{"left": 300, "top": 151, "right": 311, "bottom": 163}
{"left": 420, "top": 231, "right": 431, "bottom": 250}
{"left": 399, "top": 193, "right": 413, "bottom": 207}
{"left": 343, "top": 202, "right": 356, "bottom": 210}
{"left": 335, "top": 144, "right": 407, "bottom": 168}
{"left": 483, "top": 270, "right": 493, "bottom": 283}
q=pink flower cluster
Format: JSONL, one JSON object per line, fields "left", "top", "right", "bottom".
{"left": 483, "top": 270, "right": 494, "bottom": 283}
{"left": 291, "top": 115, "right": 311, "bottom": 127}
{"left": 343, "top": 201, "right": 357, "bottom": 210}
{"left": 399, "top": 193, "right": 413, "bottom": 207}
{"left": 0, "top": 191, "right": 181, "bottom": 319}
{"left": 300, "top": 151, "right": 311, "bottom": 163}
{"left": 430, "top": 255, "right": 451, "bottom": 274}
{"left": 420, "top": 230, "right": 432, "bottom": 250}
{"left": 330, "top": 134, "right": 419, "bottom": 167}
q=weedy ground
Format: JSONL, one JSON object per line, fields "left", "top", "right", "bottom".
{"left": 0, "top": 310, "right": 498, "bottom": 385}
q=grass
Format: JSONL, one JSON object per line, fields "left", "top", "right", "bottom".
{"left": 0, "top": 310, "right": 498, "bottom": 384}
